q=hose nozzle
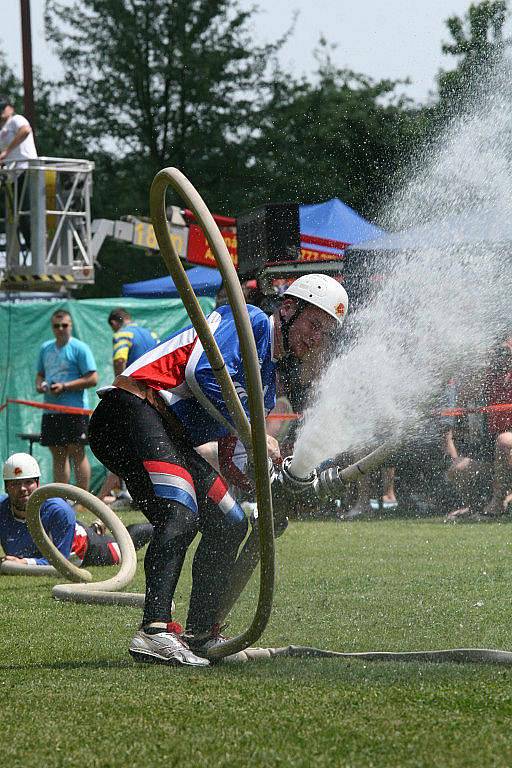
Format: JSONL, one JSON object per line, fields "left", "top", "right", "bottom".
{"left": 273, "top": 442, "right": 396, "bottom": 504}
{"left": 271, "top": 457, "right": 346, "bottom": 506}
{"left": 313, "top": 465, "right": 345, "bottom": 500}
{"left": 277, "top": 456, "right": 317, "bottom": 495}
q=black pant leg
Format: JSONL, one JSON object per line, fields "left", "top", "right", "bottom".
{"left": 186, "top": 479, "right": 248, "bottom": 634}
{"left": 88, "top": 390, "right": 200, "bottom": 624}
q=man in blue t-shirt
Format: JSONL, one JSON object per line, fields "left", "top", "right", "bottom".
{"left": 35, "top": 309, "right": 98, "bottom": 490}
{"left": 107, "top": 307, "right": 159, "bottom": 376}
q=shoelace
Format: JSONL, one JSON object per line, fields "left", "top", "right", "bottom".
{"left": 163, "top": 621, "right": 192, "bottom": 649}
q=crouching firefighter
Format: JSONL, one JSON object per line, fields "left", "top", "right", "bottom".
{"left": 87, "top": 274, "right": 348, "bottom": 667}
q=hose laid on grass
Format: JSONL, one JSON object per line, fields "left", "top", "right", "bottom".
{"left": 0, "top": 561, "right": 58, "bottom": 576}
{"left": 19, "top": 481, "right": 512, "bottom": 666}
{"left": 223, "top": 645, "right": 512, "bottom": 664}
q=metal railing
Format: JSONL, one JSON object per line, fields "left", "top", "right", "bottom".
{"left": 0, "top": 156, "right": 95, "bottom": 288}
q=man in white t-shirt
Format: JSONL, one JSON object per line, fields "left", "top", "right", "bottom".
{"left": 0, "top": 98, "right": 37, "bottom": 166}
{"left": 0, "top": 97, "right": 38, "bottom": 250}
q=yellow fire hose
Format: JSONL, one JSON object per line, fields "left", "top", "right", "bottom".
{"left": 149, "top": 168, "right": 275, "bottom": 660}
{"left": 25, "top": 485, "right": 144, "bottom": 607}
{"left": 10, "top": 167, "right": 512, "bottom": 666}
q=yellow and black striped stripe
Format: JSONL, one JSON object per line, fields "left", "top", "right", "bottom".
{"left": 2, "top": 273, "right": 77, "bottom": 284}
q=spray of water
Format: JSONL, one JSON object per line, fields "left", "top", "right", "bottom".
{"left": 291, "top": 55, "right": 512, "bottom": 478}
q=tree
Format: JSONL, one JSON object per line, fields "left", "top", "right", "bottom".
{"left": 44, "top": 0, "right": 288, "bottom": 215}
{"left": 437, "top": 1, "right": 510, "bottom": 109}
{"left": 0, "top": 53, "right": 22, "bottom": 107}
{"left": 246, "top": 50, "right": 422, "bottom": 218}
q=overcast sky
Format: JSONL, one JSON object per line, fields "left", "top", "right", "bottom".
{"left": 2, "top": 0, "right": 479, "bottom": 102}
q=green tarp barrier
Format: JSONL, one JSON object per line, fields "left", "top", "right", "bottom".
{"left": 0, "top": 296, "right": 215, "bottom": 491}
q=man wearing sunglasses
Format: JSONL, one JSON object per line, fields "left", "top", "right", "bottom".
{"left": 35, "top": 310, "right": 98, "bottom": 490}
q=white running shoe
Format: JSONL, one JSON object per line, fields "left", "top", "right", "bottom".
{"left": 129, "top": 627, "right": 210, "bottom": 667}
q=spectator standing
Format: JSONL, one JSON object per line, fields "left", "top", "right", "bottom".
{"left": 108, "top": 308, "right": 159, "bottom": 376}
{"left": 0, "top": 97, "right": 38, "bottom": 250}
{"left": 35, "top": 309, "right": 98, "bottom": 490}
{"left": 98, "top": 309, "right": 160, "bottom": 505}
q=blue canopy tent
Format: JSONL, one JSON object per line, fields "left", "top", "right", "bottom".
{"left": 122, "top": 265, "right": 222, "bottom": 298}
{"left": 349, "top": 208, "right": 512, "bottom": 252}
{"left": 300, "top": 198, "right": 384, "bottom": 256}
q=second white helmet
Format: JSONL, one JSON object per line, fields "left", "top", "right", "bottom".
{"left": 3, "top": 453, "right": 41, "bottom": 481}
{"left": 284, "top": 274, "right": 348, "bottom": 326}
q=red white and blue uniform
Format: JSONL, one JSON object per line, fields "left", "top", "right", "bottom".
{"left": 88, "top": 303, "right": 274, "bottom": 631}
{"left": 102, "top": 303, "right": 276, "bottom": 509}
{"left": 124, "top": 304, "right": 276, "bottom": 446}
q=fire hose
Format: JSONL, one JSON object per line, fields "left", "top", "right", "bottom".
{"left": 10, "top": 167, "right": 512, "bottom": 665}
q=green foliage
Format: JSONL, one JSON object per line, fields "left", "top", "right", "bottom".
{"left": 437, "top": 1, "right": 511, "bottom": 109}
{"left": 247, "top": 50, "right": 423, "bottom": 218}
{"left": 3, "top": 519, "right": 512, "bottom": 767}
{"left": 44, "top": 0, "right": 288, "bottom": 215}
{"left": 0, "top": 52, "right": 23, "bottom": 106}
{"left": 41, "top": 1, "right": 425, "bottom": 224}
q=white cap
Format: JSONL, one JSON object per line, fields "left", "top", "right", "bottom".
{"left": 3, "top": 453, "right": 41, "bottom": 481}
{"left": 284, "top": 274, "right": 348, "bottom": 326}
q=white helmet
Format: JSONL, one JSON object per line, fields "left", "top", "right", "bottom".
{"left": 284, "top": 274, "right": 348, "bottom": 326}
{"left": 3, "top": 453, "right": 41, "bottom": 482}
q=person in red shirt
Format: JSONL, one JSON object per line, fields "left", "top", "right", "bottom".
{"left": 480, "top": 336, "right": 512, "bottom": 517}
{"left": 446, "top": 337, "right": 512, "bottom": 520}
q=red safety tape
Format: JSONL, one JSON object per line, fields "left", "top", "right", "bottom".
{"left": 2, "top": 398, "right": 92, "bottom": 416}
{"left": 440, "top": 403, "right": 512, "bottom": 417}
{"left": 266, "top": 403, "right": 512, "bottom": 421}
{"left": 3, "top": 398, "right": 512, "bottom": 422}
{"left": 266, "top": 413, "right": 300, "bottom": 421}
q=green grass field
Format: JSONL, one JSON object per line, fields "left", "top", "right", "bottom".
{"left": 2, "top": 518, "right": 512, "bottom": 767}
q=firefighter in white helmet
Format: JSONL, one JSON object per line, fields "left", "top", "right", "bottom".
{"left": 0, "top": 453, "right": 152, "bottom": 568}
{"left": 279, "top": 274, "right": 348, "bottom": 357}
{"left": 87, "top": 272, "right": 348, "bottom": 667}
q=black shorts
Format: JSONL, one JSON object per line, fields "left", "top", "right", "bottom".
{"left": 40, "top": 412, "right": 89, "bottom": 447}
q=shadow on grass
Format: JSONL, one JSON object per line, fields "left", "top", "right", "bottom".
{"left": 0, "top": 659, "right": 134, "bottom": 672}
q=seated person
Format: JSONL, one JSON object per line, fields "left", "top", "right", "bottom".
{"left": 345, "top": 381, "right": 459, "bottom": 519}
{"left": 446, "top": 338, "right": 512, "bottom": 520}
{"left": 0, "top": 453, "right": 152, "bottom": 568}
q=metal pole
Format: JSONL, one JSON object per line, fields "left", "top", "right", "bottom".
{"left": 20, "top": 0, "right": 36, "bottom": 134}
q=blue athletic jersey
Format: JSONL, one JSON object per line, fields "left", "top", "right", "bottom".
{"left": 123, "top": 304, "right": 277, "bottom": 446}
{"left": 37, "top": 337, "right": 97, "bottom": 408}
{"left": 112, "top": 323, "right": 159, "bottom": 367}
{"left": 0, "top": 495, "right": 76, "bottom": 565}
